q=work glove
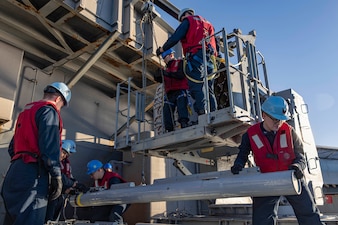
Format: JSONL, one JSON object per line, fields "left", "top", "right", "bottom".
{"left": 68, "top": 189, "right": 77, "bottom": 195}
{"left": 156, "top": 47, "right": 162, "bottom": 56}
{"left": 154, "top": 68, "right": 163, "bottom": 83}
{"left": 49, "top": 176, "right": 62, "bottom": 200}
{"left": 288, "top": 163, "right": 304, "bottom": 179}
{"left": 75, "top": 182, "right": 89, "bottom": 193}
{"left": 231, "top": 164, "right": 243, "bottom": 175}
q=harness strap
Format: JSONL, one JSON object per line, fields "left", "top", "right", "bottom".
{"left": 183, "top": 56, "right": 221, "bottom": 83}
{"left": 12, "top": 151, "right": 39, "bottom": 161}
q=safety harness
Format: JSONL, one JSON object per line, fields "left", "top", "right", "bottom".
{"left": 183, "top": 54, "right": 224, "bottom": 83}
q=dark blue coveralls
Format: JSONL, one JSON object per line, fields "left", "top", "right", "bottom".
{"left": 157, "top": 58, "right": 190, "bottom": 132}
{"left": 1, "top": 105, "right": 62, "bottom": 225}
{"left": 163, "top": 90, "right": 189, "bottom": 131}
{"left": 45, "top": 173, "right": 76, "bottom": 222}
{"left": 162, "top": 18, "right": 217, "bottom": 115}
{"left": 233, "top": 123, "right": 324, "bottom": 225}
{"left": 185, "top": 48, "right": 217, "bottom": 115}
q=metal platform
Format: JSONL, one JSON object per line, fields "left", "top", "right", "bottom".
{"left": 115, "top": 106, "right": 253, "bottom": 155}
{"left": 150, "top": 215, "right": 338, "bottom": 225}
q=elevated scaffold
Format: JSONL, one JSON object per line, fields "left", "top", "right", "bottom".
{"left": 113, "top": 28, "right": 270, "bottom": 175}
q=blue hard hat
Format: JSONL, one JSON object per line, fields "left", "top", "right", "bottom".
{"left": 62, "top": 140, "right": 76, "bottom": 154}
{"left": 161, "top": 48, "right": 175, "bottom": 59}
{"left": 103, "top": 163, "right": 113, "bottom": 170}
{"left": 262, "top": 96, "right": 290, "bottom": 121}
{"left": 87, "top": 160, "right": 103, "bottom": 175}
{"left": 44, "top": 82, "right": 71, "bottom": 106}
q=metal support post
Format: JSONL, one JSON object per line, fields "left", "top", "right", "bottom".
{"left": 126, "top": 77, "right": 132, "bottom": 146}
{"left": 247, "top": 43, "right": 262, "bottom": 121}
{"left": 202, "top": 40, "right": 210, "bottom": 123}
{"left": 222, "top": 28, "right": 235, "bottom": 114}
{"left": 114, "top": 82, "right": 121, "bottom": 149}
{"left": 257, "top": 51, "right": 271, "bottom": 96}
{"left": 173, "top": 160, "right": 193, "bottom": 175}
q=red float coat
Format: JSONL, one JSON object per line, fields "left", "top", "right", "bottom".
{"left": 97, "top": 171, "right": 126, "bottom": 189}
{"left": 61, "top": 158, "right": 72, "bottom": 178}
{"left": 247, "top": 122, "right": 295, "bottom": 173}
{"left": 163, "top": 59, "right": 189, "bottom": 93}
{"left": 181, "top": 15, "right": 217, "bottom": 55}
{"left": 12, "top": 101, "right": 62, "bottom": 163}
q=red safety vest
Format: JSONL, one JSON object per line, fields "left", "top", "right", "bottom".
{"left": 247, "top": 122, "right": 295, "bottom": 173}
{"left": 61, "top": 158, "right": 72, "bottom": 178}
{"left": 181, "top": 15, "right": 217, "bottom": 55}
{"left": 12, "top": 100, "right": 62, "bottom": 163}
{"left": 164, "top": 59, "right": 189, "bottom": 93}
{"left": 97, "top": 171, "right": 126, "bottom": 189}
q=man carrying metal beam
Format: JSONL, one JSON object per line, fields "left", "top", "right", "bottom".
{"left": 231, "top": 96, "right": 324, "bottom": 225}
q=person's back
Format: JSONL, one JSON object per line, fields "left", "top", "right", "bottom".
{"left": 97, "top": 169, "right": 126, "bottom": 188}
{"left": 1, "top": 82, "right": 71, "bottom": 225}
{"left": 156, "top": 8, "right": 218, "bottom": 116}
{"left": 180, "top": 14, "right": 216, "bottom": 56}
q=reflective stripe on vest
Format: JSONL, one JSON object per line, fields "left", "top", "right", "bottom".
{"left": 247, "top": 122, "right": 295, "bottom": 173}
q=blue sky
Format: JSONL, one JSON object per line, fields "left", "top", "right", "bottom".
{"left": 158, "top": 0, "right": 338, "bottom": 147}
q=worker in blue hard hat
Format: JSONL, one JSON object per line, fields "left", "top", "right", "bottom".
{"left": 231, "top": 96, "right": 324, "bottom": 225}
{"left": 45, "top": 140, "right": 88, "bottom": 222}
{"left": 155, "top": 48, "right": 190, "bottom": 132}
{"left": 60, "top": 140, "right": 77, "bottom": 178}
{"left": 103, "top": 162, "right": 113, "bottom": 172}
{"left": 87, "top": 159, "right": 127, "bottom": 189}
{"left": 59, "top": 140, "right": 87, "bottom": 194}
{"left": 156, "top": 7, "right": 218, "bottom": 116}
{"left": 1, "top": 82, "right": 71, "bottom": 225}
{"left": 87, "top": 159, "right": 104, "bottom": 176}
{"left": 77, "top": 159, "right": 129, "bottom": 223}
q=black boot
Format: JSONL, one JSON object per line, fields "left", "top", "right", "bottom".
{"left": 181, "top": 122, "right": 188, "bottom": 128}
{"left": 197, "top": 109, "right": 205, "bottom": 115}
{"left": 180, "top": 119, "right": 189, "bottom": 128}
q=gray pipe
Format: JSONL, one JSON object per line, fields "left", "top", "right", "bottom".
{"left": 70, "top": 169, "right": 300, "bottom": 207}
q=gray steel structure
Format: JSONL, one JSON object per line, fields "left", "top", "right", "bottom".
{"left": 0, "top": 1, "right": 336, "bottom": 225}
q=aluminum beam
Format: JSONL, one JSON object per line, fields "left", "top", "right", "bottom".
{"left": 70, "top": 170, "right": 300, "bottom": 207}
